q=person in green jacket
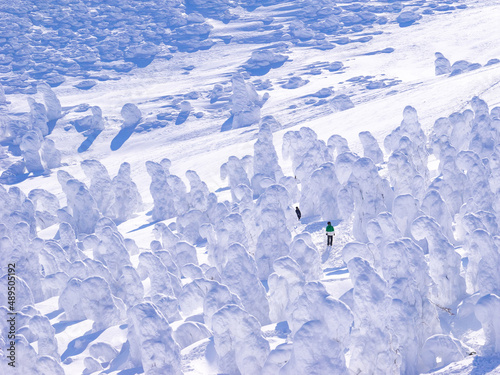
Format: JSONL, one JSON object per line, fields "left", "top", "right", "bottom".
{"left": 326, "top": 222, "right": 335, "bottom": 246}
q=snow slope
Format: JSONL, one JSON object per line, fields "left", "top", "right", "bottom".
{"left": 1, "top": 0, "right": 500, "bottom": 374}
{"left": 7, "top": 1, "right": 500, "bottom": 195}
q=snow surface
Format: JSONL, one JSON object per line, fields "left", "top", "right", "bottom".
{"left": 2, "top": 0, "right": 500, "bottom": 374}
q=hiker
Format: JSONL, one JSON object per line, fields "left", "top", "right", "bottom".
{"left": 326, "top": 221, "right": 335, "bottom": 246}
{"left": 295, "top": 206, "right": 301, "bottom": 220}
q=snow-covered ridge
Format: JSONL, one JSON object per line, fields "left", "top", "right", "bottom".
{"left": 0, "top": 0, "right": 469, "bottom": 95}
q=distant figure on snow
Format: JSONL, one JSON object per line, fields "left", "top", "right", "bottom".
{"left": 295, "top": 206, "right": 301, "bottom": 220}
{"left": 326, "top": 222, "right": 335, "bottom": 246}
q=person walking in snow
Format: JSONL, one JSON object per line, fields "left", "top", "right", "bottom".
{"left": 295, "top": 206, "right": 301, "bottom": 220}
{"left": 326, "top": 222, "right": 335, "bottom": 246}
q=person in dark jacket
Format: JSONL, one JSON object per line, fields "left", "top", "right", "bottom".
{"left": 295, "top": 206, "right": 301, "bottom": 220}
{"left": 326, "top": 222, "right": 335, "bottom": 246}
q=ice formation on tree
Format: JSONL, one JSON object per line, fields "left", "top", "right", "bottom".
{"left": 0, "top": 160, "right": 27, "bottom": 184}
{"left": 28, "top": 188, "right": 60, "bottom": 229}
{"left": 283, "top": 127, "right": 329, "bottom": 176}
{"left": 421, "top": 189, "right": 455, "bottom": 242}
{"left": 342, "top": 241, "right": 379, "bottom": 269}
{"left": 429, "top": 117, "right": 453, "bottom": 162}
{"left": 177, "top": 209, "right": 210, "bottom": 245}
{"left": 186, "top": 169, "right": 210, "bottom": 211}
{"left": 392, "top": 194, "right": 422, "bottom": 237}
{"left": 173, "top": 321, "right": 211, "bottom": 349}
{"left": 180, "top": 278, "right": 241, "bottom": 329}
{"left": 137, "top": 251, "right": 180, "bottom": 298}
{"left": 435, "top": 52, "right": 451, "bottom": 75}
{"left": 42, "top": 273, "right": 69, "bottom": 302}
{"left": 111, "top": 162, "right": 142, "bottom": 222}
{"left": 59, "top": 174, "right": 100, "bottom": 234}
{"left": 89, "top": 342, "right": 118, "bottom": 366}
{"left": 231, "top": 72, "right": 261, "bottom": 129}
{"left": 278, "top": 175, "right": 299, "bottom": 203}
{"left": 0, "top": 332, "right": 64, "bottom": 374}
{"left": 178, "top": 279, "right": 210, "bottom": 316}
{"left": 74, "top": 106, "right": 106, "bottom": 133}
{"left": 285, "top": 129, "right": 330, "bottom": 183}
{"left": 56, "top": 170, "right": 74, "bottom": 196}
{"left": 253, "top": 123, "right": 283, "bottom": 182}
{"left": 20, "top": 131, "right": 44, "bottom": 174}
{"left": 268, "top": 256, "right": 305, "bottom": 324}
{"left": 81, "top": 159, "right": 115, "bottom": 217}
{"left": 40, "top": 139, "right": 61, "bottom": 169}
{"left": 330, "top": 94, "right": 355, "bottom": 112}
{"left": 210, "top": 83, "right": 224, "bottom": 103}
{"left": 255, "top": 185, "right": 291, "bottom": 280}
{"left": 234, "top": 184, "right": 254, "bottom": 217}
{"left": 475, "top": 294, "right": 500, "bottom": 354}
{"left": 173, "top": 241, "right": 198, "bottom": 268}
{"left": 212, "top": 304, "right": 270, "bottom": 375}
{"left": 448, "top": 110, "right": 474, "bottom": 153}
{"left": 3, "top": 91, "right": 500, "bottom": 374}
{"left": 89, "top": 106, "right": 105, "bottom": 132}
{"left": 465, "top": 229, "right": 500, "bottom": 296}
{"left": 200, "top": 222, "right": 225, "bottom": 267}
{"left": 0, "top": 83, "right": 6, "bottom": 104}
{"left": 94, "top": 226, "right": 132, "bottom": 280}
{"left": 243, "top": 50, "right": 288, "bottom": 75}
{"left": 59, "top": 276, "right": 122, "bottom": 331}
{"left": 153, "top": 222, "right": 180, "bottom": 252}
{"left": 468, "top": 96, "right": 494, "bottom": 157}
{"left": 430, "top": 149, "right": 469, "bottom": 216}
{"left": 29, "top": 315, "right": 59, "bottom": 359}
{"left": 154, "top": 247, "right": 181, "bottom": 280}
{"left": 28, "top": 98, "right": 49, "bottom": 136}
{"left": 288, "top": 281, "right": 353, "bottom": 341}
{"left": 385, "top": 106, "right": 429, "bottom": 181}
{"left": 347, "top": 257, "right": 398, "bottom": 374}
{"left": 300, "top": 162, "right": 341, "bottom": 220}
{"left": 347, "top": 157, "right": 393, "bottom": 241}
{"left": 387, "top": 148, "right": 414, "bottom": 194}
{"left": 121, "top": 103, "right": 141, "bottom": 128}
{"left": 359, "top": 131, "right": 384, "bottom": 164}
{"left": 220, "top": 155, "right": 251, "bottom": 201}
{"left": 412, "top": 216, "right": 466, "bottom": 307}
{"left": 37, "top": 82, "right": 62, "bottom": 122}
{"left": 288, "top": 234, "right": 321, "bottom": 281}
{"left": 146, "top": 161, "right": 176, "bottom": 221}
{"left": 420, "top": 334, "right": 468, "bottom": 372}
{"left": 154, "top": 295, "right": 182, "bottom": 324}
{"left": 280, "top": 320, "right": 349, "bottom": 375}
{"left": 295, "top": 140, "right": 331, "bottom": 183}
{"left": 334, "top": 151, "right": 359, "bottom": 186}
{"left": 328, "top": 134, "right": 350, "bottom": 158}
{"left": 456, "top": 150, "right": 493, "bottom": 211}
{"left": 160, "top": 160, "right": 189, "bottom": 216}
{"left": 381, "top": 239, "right": 441, "bottom": 373}
{"left": 127, "top": 302, "right": 182, "bottom": 374}
{"left": 55, "top": 223, "right": 76, "bottom": 252}
{"left": 220, "top": 243, "right": 270, "bottom": 325}
{"left": 0, "top": 223, "right": 43, "bottom": 303}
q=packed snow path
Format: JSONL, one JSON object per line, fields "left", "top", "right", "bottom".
{"left": 2, "top": 0, "right": 500, "bottom": 374}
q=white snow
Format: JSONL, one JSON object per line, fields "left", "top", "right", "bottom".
{"left": 2, "top": 1, "right": 500, "bottom": 374}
